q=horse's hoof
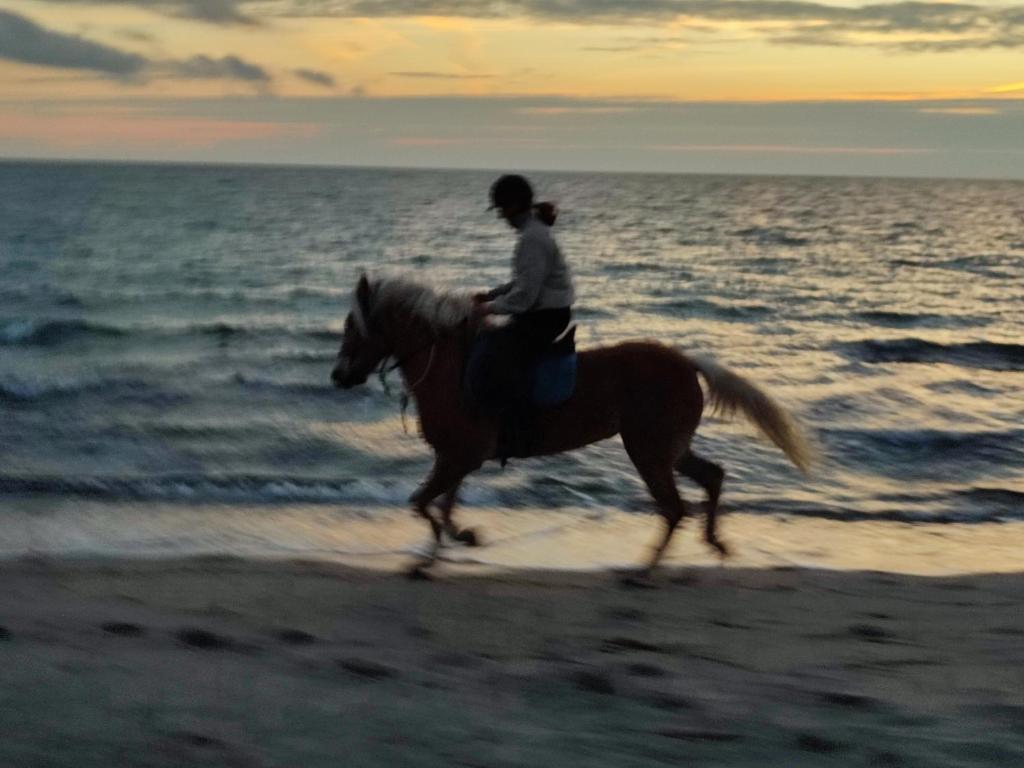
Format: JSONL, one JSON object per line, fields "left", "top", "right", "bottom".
{"left": 708, "top": 539, "right": 730, "bottom": 559}
{"left": 454, "top": 527, "right": 480, "bottom": 547}
{"left": 407, "top": 564, "right": 433, "bottom": 581}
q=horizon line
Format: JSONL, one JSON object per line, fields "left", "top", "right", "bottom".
{"left": 3, "top": 154, "right": 1023, "bottom": 184}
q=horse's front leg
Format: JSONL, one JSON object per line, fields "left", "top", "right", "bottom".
{"left": 409, "top": 457, "right": 478, "bottom": 571}
{"left": 434, "top": 481, "right": 480, "bottom": 547}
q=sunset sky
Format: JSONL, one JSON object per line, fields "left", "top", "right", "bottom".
{"left": 2, "top": 0, "right": 1023, "bottom": 177}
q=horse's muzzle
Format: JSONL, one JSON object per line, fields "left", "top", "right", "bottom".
{"left": 331, "top": 367, "right": 367, "bottom": 389}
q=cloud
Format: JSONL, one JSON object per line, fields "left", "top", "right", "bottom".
{"left": 650, "top": 143, "right": 935, "bottom": 155}
{"left": 388, "top": 71, "right": 495, "bottom": 79}
{"left": 391, "top": 135, "right": 547, "bottom": 146}
{"left": 20, "top": 0, "right": 1024, "bottom": 50}
{"left": 295, "top": 68, "right": 337, "bottom": 87}
{"left": 175, "top": 0, "right": 256, "bottom": 24}
{"left": 986, "top": 81, "right": 1024, "bottom": 93}
{"left": 0, "top": 112, "right": 319, "bottom": 148}
{"left": 36, "top": 0, "right": 256, "bottom": 25}
{"left": 517, "top": 106, "right": 639, "bottom": 115}
{"left": 114, "top": 28, "right": 157, "bottom": 43}
{"left": 0, "top": 10, "right": 270, "bottom": 83}
{"left": 173, "top": 55, "right": 270, "bottom": 82}
{"left": 0, "top": 9, "right": 146, "bottom": 77}
{"left": 918, "top": 107, "right": 1000, "bottom": 115}
{"left": 272, "top": 0, "right": 1024, "bottom": 51}
{"left": 6, "top": 95, "right": 1022, "bottom": 177}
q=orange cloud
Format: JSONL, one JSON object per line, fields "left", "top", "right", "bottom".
{"left": 517, "top": 106, "right": 638, "bottom": 115}
{"left": 985, "top": 81, "right": 1024, "bottom": 94}
{"left": 392, "top": 136, "right": 547, "bottom": 146}
{"left": 650, "top": 143, "right": 934, "bottom": 155}
{"left": 918, "top": 107, "right": 999, "bottom": 115}
{"left": 0, "top": 113, "right": 320, "bottom": 148}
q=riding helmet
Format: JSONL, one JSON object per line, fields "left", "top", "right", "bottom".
{"left": 488, "top": 174, "right": 534, "bottom": 210}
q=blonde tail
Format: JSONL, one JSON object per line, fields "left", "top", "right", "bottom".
{"left": 689, "top": 354, "right": 813, "bottom": 474}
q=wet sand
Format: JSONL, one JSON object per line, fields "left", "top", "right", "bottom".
{"left": 2, "top": 554, "right": 1023, "bottom": 767}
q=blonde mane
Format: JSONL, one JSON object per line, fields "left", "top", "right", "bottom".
{"left": 365, "top": 275, "right": 472, "bottom": 333}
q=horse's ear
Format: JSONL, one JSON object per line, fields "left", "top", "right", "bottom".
{"left": 356, "top": 273, "right": 371, "bottom": 314}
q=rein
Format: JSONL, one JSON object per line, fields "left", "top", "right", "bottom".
{"left": 377, "top": 340, "right": 437, "bottom": 434}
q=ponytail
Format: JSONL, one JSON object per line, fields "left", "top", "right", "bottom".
{"left": 533, "top": 201, "right": 558, "bottom": 226}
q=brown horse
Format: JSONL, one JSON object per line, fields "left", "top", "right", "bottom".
{"left": 331, "top": 274, "right": 811, "bottom": 576}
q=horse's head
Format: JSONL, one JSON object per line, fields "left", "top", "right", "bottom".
{"left": 331, "top": 274, "right": 391, "bottom": 388}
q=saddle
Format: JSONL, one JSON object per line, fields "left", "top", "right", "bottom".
{"left": 529, "top": 325, "right": 577, "bottom": 407}
{"left": 465, "top": 324, "right": 578, "bottom": 413}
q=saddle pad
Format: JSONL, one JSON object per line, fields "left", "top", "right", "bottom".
{"left": 531, "top": 352, "right": 577, "bottom": 407}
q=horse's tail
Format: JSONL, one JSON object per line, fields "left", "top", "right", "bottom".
{"left": 688, "top": 354, "right": 813, "bottom": 475}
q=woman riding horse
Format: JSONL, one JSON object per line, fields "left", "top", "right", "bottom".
{"left": 472, "top": 174, "right": 575, "bottom": 458}
{"left": 331, "top": 269, "right": 812, "bottom": 578}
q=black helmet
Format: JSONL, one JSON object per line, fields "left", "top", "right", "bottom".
{"left": 488, "top": 174, "right": 534, "bottom": 210}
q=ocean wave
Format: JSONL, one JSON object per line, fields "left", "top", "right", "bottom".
{"left": 3, "top": 473, "right": 1018, "bottom": 523}
{"left": 733, "top": 226, "right": 809, "bottom": 247}
{"left": 0, "top": 317, "right": 343, "bottom": 347}
{"left": 955, "top": 487, "right": 1024, "bottom": 512}
{"left": 227, "top": 373, "right": 342, "bottom": 398}
{"left": 0, "top": 474, "right": 497, "bottom": 506}
{"left": 822, "top": 427, "right": 1024, "bottom": 467}
{"left": 602, "top": 261, "right": 676, "bottom": 274}
{"left": 270, "top": 349, "right": 337, "bottom": 364}
{"left": 65, "top": 286, "right": 346, "bottom": 307}
{"left": 1, "top": 370, "right": 342, "bottom": 407}
{"left": 0, "top": 379, "right": 73, "bottom": 403}
{"left": 743, "top": 496, "right": 1024, "bottom": 524}
{"left": 0, "top": 287, "right": 83, "bottom": 309}
{"left": 0, "top": 375, "right": 183, "bottom": 405}
{"left": 855, "top": 310, "right": 990, "bottom": 329}
{"left": 891, "top": 254, "right": 1017, "bottom": 279}
{"left": 573, "top": 306, "right": 616, "bottom": 320}
{"left": 841, "top": 338, "right": 1024, "bottom": 371}
{"left": 1, "top": 376, "right": 118, "bottom": 403}
{"left": 197, "top": 322, "right": 341, "bottom": 342}
{"left": 1, "top": 318, "right": 124, "bottom": 346}
{"left": 649, "top": 297, "right": 772, "bottom": 321}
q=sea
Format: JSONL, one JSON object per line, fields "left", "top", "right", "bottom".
{"left": 1, "top": 160, "right": 1022, "bottom": 570}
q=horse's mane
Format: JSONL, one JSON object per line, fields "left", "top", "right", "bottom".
{"left": 367, "top": 275, "right": 472, "bottom": 333}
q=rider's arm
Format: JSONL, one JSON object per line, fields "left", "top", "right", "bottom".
{"left": 482, "top": 282, "right": 513, "bottom": 300}
{"left": 489, "top": 231, "right": 548, "bottom": 315}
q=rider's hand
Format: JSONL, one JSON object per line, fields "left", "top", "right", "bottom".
{"left": 472, "top": 301, "right": 494, "bottom": 320}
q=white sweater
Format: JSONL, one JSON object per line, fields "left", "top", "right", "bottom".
{"left": 488, "top": 213, "right": 575, "bottom": 315}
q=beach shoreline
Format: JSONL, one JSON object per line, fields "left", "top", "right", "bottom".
{"left": 2, "top": 554, "right": 1022, "bottom": 767}
{"left": 4, "top": 502, "right": 1023, "bottom": 577}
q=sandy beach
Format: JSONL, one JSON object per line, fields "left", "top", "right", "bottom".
{"left": 3, "top": 545, "right": 1023, "bottom": 767}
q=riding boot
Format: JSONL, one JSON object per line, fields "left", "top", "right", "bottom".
{"left": 497, "top": 402, "right": 534, "bottom": 463}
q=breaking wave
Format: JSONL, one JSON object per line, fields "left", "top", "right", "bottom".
{"left": 841, "top": 338, "right": 1024, "bottom": 371}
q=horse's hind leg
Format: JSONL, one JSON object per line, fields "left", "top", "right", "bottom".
{"left": 623, "top": 436, "right": 690, "bottom": 575}
{"left": 676, "top": 452, "right": 728, "bottom": 556}
{"left": 641, "top": 468, "right": 689, "bottom": 574}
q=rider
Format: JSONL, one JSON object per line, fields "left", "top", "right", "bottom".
{"left": 473, "top": 174, "right": 575, "bottom": 457}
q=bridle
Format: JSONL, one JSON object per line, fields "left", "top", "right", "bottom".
{"left": 346, "top": 299, "right": 455, "bottom": 433}
{"left": 375, "top": 338, "right": 438, "bottom": 434}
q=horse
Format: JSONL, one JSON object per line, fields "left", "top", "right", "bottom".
{"left": 331, "top": 274, "right": 812, "bottom": 577}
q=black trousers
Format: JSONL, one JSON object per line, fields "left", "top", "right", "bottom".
{"left": 476, "top": 307, "right": 571, "bottom": 416}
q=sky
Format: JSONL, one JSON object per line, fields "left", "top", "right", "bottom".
{"left": 1, "top": 0, "right": 1023, "bottom": 177}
